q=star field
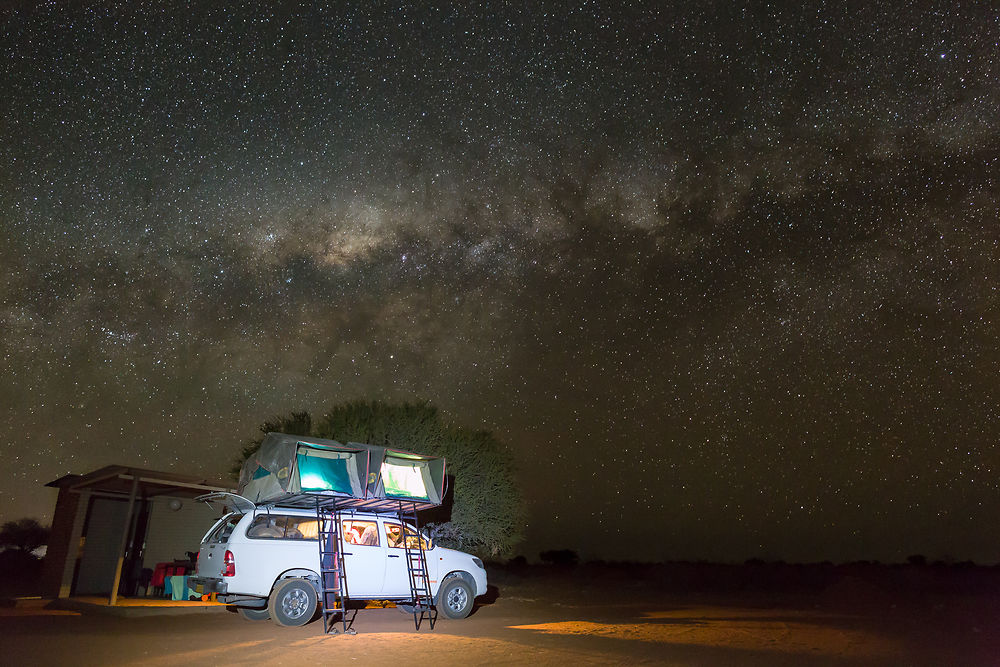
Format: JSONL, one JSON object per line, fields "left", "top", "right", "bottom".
{"left": 1, "top": 2, "right": 998, "bottom": 562}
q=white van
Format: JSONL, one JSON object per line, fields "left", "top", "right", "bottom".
{"left": 189, "top": 501, "right": 487, "bottom": 627}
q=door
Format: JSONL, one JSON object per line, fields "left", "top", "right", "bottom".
{"left": 75, "top": 497, "right": 129, "bottom": 595}
{"left": 196, "top": 513, "right": 244, "bottom": 579}
{"left": 340, "top": 519, "right": 385, "bottom": 597}
{"left": 381, "top": 520, "right": 435, "bottom": 597}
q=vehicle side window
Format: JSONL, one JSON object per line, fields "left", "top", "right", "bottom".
{"left": 285, "top": 516, "right": 318, "bottom": 540}
{"left": 246, "top": 514, "right": 318, "bottom": 540}
{"left": 384, "top": 522, "right": 428, "bottom": 550}
{"left": 342, "top": 520, "right": 379, "bottom": 546}
{"left": 207, "top": 514, "right": 243, "bottom": 543}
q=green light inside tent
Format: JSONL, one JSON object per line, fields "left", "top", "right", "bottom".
{"left": 381, "top": 459, "right": 429, "bottom": 499}
{"left": 296, "top": 451, "right": 352, "bottom": 493}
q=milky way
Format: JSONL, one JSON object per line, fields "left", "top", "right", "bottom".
{"left": 1, "top": 2, "right": 998, "bottom": 562}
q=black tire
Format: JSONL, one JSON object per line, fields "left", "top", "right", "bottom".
{"left": 437, "top": 577, "right": 474, "bottom": 619}
{"left": 237, "top": 606, "right": 270, "bottom": 621}
{"left": 268, "top": 578, "right": 318, "bottom": 627}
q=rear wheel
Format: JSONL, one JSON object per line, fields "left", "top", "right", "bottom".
{"left": 437, "top": 577, "right": 474, "bottom": 619}
{"left": 268, "top": 578, "right": 317, "bottom": 627}
{"left": 237, "top": 606, "right": 270, "bottom": 621}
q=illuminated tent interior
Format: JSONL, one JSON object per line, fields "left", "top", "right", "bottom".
{"left": 378, "top": 451, "right": 446, "bottom": 505}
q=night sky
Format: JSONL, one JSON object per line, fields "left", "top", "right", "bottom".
{"left": 2, "top": 2, "right": 998, "bottom": 564}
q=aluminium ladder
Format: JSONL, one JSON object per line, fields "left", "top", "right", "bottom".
{"left": 316, "top": 502, "right": 356, "bottom": 634}
{"left": 397, "top": 501, "right": 437, "bottom": 630}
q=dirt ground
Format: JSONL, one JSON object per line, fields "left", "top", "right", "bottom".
{"left": 2, "top": 566, "right": 999, "bottom": 666}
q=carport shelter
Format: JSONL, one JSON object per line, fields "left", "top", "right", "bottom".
{"left": 41, "top": 466, "right": 234, "bottom": 605}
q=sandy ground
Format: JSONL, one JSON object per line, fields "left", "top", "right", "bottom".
{"left": 2, "top": 572, "right": 999, "bottom": 666}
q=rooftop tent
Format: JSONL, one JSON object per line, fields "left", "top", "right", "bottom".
{"left": 373, "top": 450, "right": 447, "bottom": 506}
{"left": 235, "top": 432, "right": 447, "bottom": 512}
{"left": 238, "top": 433, "right": 369, "bottom": 505}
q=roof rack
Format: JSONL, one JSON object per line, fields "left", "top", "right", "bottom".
{"left": 256, "top": 492, "right": 441, "bottom": 514}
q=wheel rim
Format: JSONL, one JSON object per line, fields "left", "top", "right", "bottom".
{"left": 446, "top": 585, "right": 468, "bottom": 612}
{"left": 281, "top": 588, "right": 309, "bottom": 619}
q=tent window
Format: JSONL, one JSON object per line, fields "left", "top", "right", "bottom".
{"left": 297, "top": 451, "right": 353, "bottom": 493}
{"left": 381, "top": 459, "right": 429, "bottom": 500}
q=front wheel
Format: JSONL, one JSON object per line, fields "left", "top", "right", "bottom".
{"left": 268, "top": 578, "right": 318, "bottom": 627}
{"left": 437, "top": 577, "right": 474, "bottom": 619}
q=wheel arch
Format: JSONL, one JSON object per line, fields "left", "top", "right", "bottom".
{"left": 438, "top": 569, "right": 474, "bottom": 593}
{"left": 274, "top": 568, "right": 321, "bottom": 595}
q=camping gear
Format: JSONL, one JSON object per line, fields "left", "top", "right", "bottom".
{"left": 236, "top": 433, "right": 447, "bottom": 511}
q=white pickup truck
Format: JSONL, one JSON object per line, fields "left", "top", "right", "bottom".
{"left": 189, "top": 499, "right": 487, "bottom": 626}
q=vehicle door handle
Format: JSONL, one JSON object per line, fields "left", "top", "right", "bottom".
{"left": 342, "top": 552, "right": 353, "bottom": 556}
{"left": 388, "top": 554, "right": 400, "bottom": 558}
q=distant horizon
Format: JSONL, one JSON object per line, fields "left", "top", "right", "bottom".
{"left": 509, "top": 550, "right": 1000, "bottom": 568}
{"left": 15, "top": 458, "right": 997, "bottom": 569}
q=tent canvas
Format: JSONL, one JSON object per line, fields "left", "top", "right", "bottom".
{"left": 239, "top": 433, "right": 369, "bottom": 505}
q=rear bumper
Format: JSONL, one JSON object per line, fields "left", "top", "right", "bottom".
{"left": 188, "top": 576, "right": 228, "bottom": 594}
{"left": 188, "top": 578, "right": 267, "bottom": 607}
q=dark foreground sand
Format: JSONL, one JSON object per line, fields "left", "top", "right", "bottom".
{"left": 2, "top": 563, "right": 998, "bottom": 665}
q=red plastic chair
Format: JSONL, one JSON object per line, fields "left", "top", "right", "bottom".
{"left": 151, "top": 563, "right": 170, "bottom": 596}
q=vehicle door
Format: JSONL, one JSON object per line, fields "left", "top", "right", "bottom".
{"left": 381, "top": 520, "right": 436, "bottom": 597}
{"left": 339, "top": 518, "right": 385, "bottom": 597}
{"left": 194, "top": 492, "right": 257, "bottom": 581}
{"left": 195, "top": 513, "right": 244, "bottom": 580}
